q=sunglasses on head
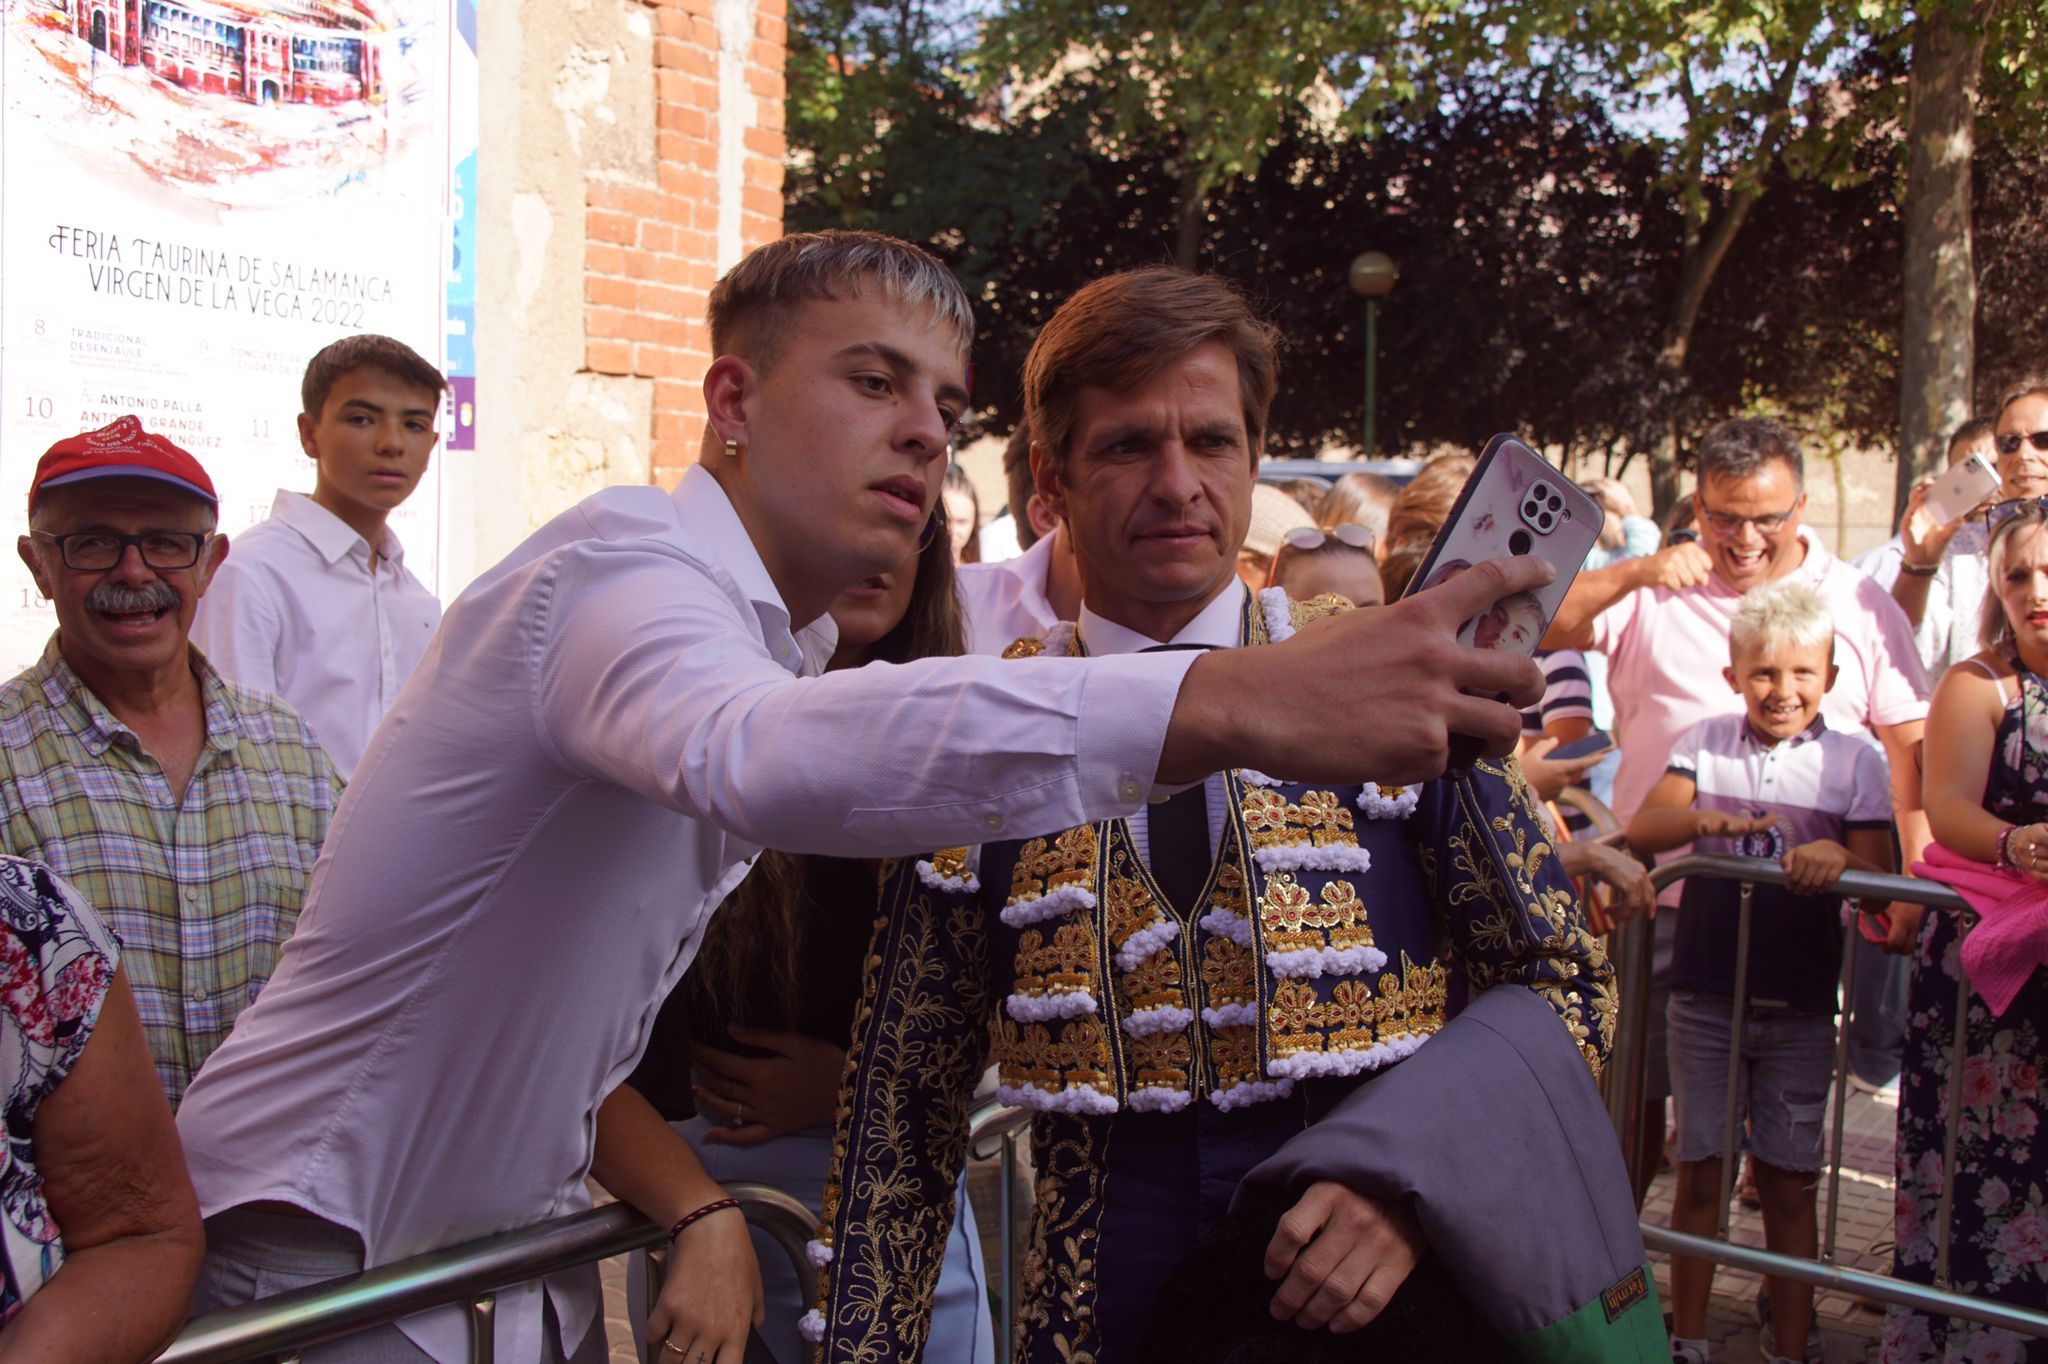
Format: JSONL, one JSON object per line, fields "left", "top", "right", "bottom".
{"left": 1982, "top": 495, "right": 2048, "bottom": 532}
{"left": 1996, "top": 431, "right": 2048, "bottom": 458}
{"left": 1282, "top": 523, "right": 1376, "bottom": 554}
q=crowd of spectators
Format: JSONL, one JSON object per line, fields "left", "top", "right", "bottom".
{"left": 0, "top": 232, "right": 2040, "bottom": 1364}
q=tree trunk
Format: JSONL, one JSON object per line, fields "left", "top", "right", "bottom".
{"left": 1646, "top": 188, "right": 1760, "bottom": 516}
{"left": 1895, "top": 0, "right": 1990, "bottom": 516}
{"left": 1173, "top": 164, "right": 1205, "bottom": 269}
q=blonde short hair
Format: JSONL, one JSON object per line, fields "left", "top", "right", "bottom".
{"left": 1729, "top": 580, "right": 1834, "bottom": 659}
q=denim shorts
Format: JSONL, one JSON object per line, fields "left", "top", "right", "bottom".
{"left": 1666, "top": 991, "right": 1838, "bottom": 1173}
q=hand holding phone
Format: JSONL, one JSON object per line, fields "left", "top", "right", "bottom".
{"left": 1920, "top": 451, "right": 2001, "bottom": 528}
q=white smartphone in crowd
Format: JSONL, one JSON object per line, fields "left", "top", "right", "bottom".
{"left": 1402, "top": 434, "right": 1604, "bottom": 656}
{"left": 1921, "top": 451, "right": 2001, "bottom": 527}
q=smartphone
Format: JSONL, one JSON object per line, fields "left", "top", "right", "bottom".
{"left": 1403, "top": 436, "right": 1605, "bottom": 767}
{"left": 1402, "top": 435, "right": 1604, "bottom": 654}
{"left": 1921, "top": 451, "right": 2001, "bottom": 527}
{"left": 1549, "top": 730, "right": 1615, "bottom": 762}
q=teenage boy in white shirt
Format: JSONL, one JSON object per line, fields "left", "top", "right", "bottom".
{"left": 176, "top": 232, "right": 1553, "bottom": 1364}
{"left": 192, "top": 336, "right": 445, "bottom": 777}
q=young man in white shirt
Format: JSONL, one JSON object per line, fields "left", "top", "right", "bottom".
{"left": 175, "top": 232, "right": 1554, "bottom": 1364}
{"left": 192, "top": 336, "right": 446, "bottom": 777}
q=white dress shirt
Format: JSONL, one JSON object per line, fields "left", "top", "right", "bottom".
{"left": 174, "top": 467, "right": 1194, "bottom": 1363}
{"left": 956, "top": 531, "right": 1065, "bottom": 655}
{"left": 1075, "top": 582, "right": 1246, "bottom": 863}
{"left": 192, "top": 490, "right": 441, "bottom": 778}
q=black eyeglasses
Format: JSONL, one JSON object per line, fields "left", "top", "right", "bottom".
{"left": 1282, "top": 523, "right": 1376, "bottom": 554}
{"left": 31, "top": 530, "right": 210, "bottom": 572}
{"left": 1981, "top": 496, "right": 2048, "bottom": 533}
{"left": 1698, "top": 504, "right": 1798, "bottom": 537}
{"left": 1995, "top": 431, "right": 2048, "bottom": 458}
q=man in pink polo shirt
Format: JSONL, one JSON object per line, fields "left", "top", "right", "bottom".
{"left": 1549, "top": 417, "right": 1928, "bottom": 846}
{"left": 1547, "top": 418, "right": 1930, "bottom": 1192}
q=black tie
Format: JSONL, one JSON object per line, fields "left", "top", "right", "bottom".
{"left": 1140, "top": 643, "right": 1212, "bottom": 917}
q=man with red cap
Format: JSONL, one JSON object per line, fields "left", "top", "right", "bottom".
{"left": 0, "top": 415, "right": 341, "bottom": 1105}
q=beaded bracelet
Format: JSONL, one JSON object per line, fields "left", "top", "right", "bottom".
{"left": 1996, "top": 823, "right": 2020, "bottom": 872}
{"left": 668, "top": 1197, "right": 741, "bottom": 1243}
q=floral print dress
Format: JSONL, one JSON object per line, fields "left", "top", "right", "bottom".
{"left": 1885, "top": 663, "right": 2048, "bottom": 1364}
{"left": 0, "top": 856, "right": 118, "bottom": 1326}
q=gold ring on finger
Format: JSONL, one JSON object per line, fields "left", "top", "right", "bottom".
{"left": 661, "top": 1341, "right": 686, "bottom": 1355}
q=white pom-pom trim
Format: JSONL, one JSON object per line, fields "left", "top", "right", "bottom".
{"left": 1123, "top": 1005, "right": 1195, "bottom": 1037}
{"left": 1253, "top": 842, "right": 1373, "bottom": 874}
{"left": 1200, "top": 906, "right": 1253, "bottom": 947}
{"left": 915, "top": 858, "right": 979, "bottom": 893}
{"left": 1265, "top": 944, "right": 1389, "bottom": 980}
{"left": 999, "top": 884, "right": 1096, "bottom": 928}
{"left": 1209, "top": 1078, "right": 1294, "bottom": 1111}
{"left": 1202, "top": 1001, "right": 1259, "bottom": 1028}
{"left": 1039, "top": 621, "right": 1080, "bottom": 656}
{"left": 1237, "top": 767, "right": 1285, "bottom": 787}
{"left": 1265, "top": 1042, "right": 1399, "bottom": 1080}
{"left": 1005, "top": 990, "right": 1098, "bottom": 1022}
{"left": 1357, "top": 784, "right": 1421, "bottom": 819}
{"left": 805, "top": 1239, "right": 834, "bottom": 1267}
{"left": 1259, "top": 586, "right": 1296, "bottom": 644}
{"left": 1113, "top": 915, "right": 1179, "bottom": 971}
{"left": 998, "top": 1081, "right": 1119, "bottom": 1115}
{"left": 799, "top": 1309, "right": 825, "bottom": 1343}
{"left": 1127, "top": 1085, "right": 1193, "bottom": 1113}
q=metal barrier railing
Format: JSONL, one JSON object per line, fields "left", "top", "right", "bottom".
{"left": 1630, "top": 853, "right": 2047, "bottom": 1341}
{"left": 158, "top": 1183, "right": 817, "bottom": 1364}
{"left": 969, "top": 1098, "right": 1032, "bottom": 1364}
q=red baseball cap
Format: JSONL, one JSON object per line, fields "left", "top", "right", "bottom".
{"left": 30, "top": 415, "right": 217, "bottom": 511}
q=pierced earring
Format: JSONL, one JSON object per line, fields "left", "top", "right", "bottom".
{"left": 723, "top": 437, "right": 740, "bottom": 460}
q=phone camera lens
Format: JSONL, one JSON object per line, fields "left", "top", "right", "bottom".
{"left": 1509, "top": 529, "right": 1533, "bottom": 555}
{"left": 1538, "top": 513, "right": 1555, "bottom": 531}
{"left": 1547, "top": 493, "right": 1562, "bottom": 510}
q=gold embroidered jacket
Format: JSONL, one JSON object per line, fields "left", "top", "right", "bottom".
{"left": 806, "top": 590, "right": 1617, "bottom": 1362}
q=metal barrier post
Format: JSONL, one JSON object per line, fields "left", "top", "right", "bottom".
{"left": 1602, "top": 911, "right": 1653, "bottom": 1153}
{"left": 969, "top": 1101, "right": 1032, "bottom": 1364}
{"left": 1000, "top": 1130, "right": 1019, "bottom": 1364}
{"left": 1715, "top": 880, "right": 1755, "bottom": 1238}
{"left": 1820, "top": 918, "right": 1859, "bottom": 1266}
{"left": 466, "top": 1295, "right": 495, "bottom": 1364}
{"left": 1936, "top": 950, "right": 1973, "bottom": 1289}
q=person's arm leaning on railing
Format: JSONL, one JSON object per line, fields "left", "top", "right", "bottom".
{"left": 589, "top": 1084, "right": 764, "bottom": 1360}
{"left": 0, "top": 970, "right": 203, "bottom": 1364}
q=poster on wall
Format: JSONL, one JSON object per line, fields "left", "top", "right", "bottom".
{"left": 0, "top": 0, "right": 465, "bottom": 674}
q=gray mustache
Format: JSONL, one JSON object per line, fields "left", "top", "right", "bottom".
{"left": 86, "top": 581, "right": 180, "bottom": 615}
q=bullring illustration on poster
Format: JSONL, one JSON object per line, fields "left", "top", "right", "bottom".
{"left": 6, "top": 0, "right": 442, "bottom": 209}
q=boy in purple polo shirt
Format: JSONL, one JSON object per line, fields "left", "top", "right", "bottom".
{"left": 1627, "top": 581, "right": 1894, "bottom": 1364}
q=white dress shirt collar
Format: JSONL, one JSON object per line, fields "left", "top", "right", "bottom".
{"left": 1079, "top": 580, "right": 1247, "bottom": 658}
{"left": 273, "top": 489, "right": 405, "bottom": 569}
{"left": 670, "top": 465, "right": 839, "bottom": 670}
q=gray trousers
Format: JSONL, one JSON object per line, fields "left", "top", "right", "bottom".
{"left": 191, "top": 1206, "right": 607, "bottom": 1363}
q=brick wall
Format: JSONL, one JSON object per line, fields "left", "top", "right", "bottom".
{"left": 581, "top": 0, "right": 787, "bottom": 489}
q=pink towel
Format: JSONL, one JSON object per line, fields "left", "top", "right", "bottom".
{"left": 1912, "top": 842, "right": 2048, "bottom": 1017}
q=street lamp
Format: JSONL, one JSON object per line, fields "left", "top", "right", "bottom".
{"left": 1348, "top": 250, "right": 1398, "bottom": 459}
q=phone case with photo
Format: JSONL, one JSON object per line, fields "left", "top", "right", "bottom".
{"left": 1401, "top": 434, "right": 1604, "bottom": 657}
{"left": 1921, "top": 451, "right": 2001, "bottom": 527}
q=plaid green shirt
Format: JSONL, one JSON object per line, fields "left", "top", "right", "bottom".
{"left": 0, "top": 636, "right": 341, "bottom": 1103}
